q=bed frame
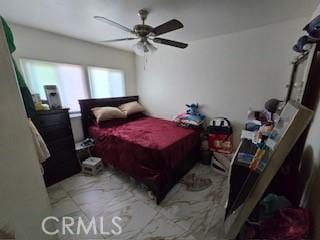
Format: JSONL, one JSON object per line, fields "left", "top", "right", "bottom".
{"left": 78, "top": 96, "right": 199, "bottom": 204}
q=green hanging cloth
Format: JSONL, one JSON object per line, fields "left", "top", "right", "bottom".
{"left": 1, "top": 16, "right": 36, "bottom": 118}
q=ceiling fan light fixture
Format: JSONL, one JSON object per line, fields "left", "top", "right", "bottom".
{"left": 133, "top": 40, "right": 157, "bottom": 56}
{"left": 145, "top": 40, "right": 157, "bottom": 52}
{"left": 133, "top": 40, "right": 145, "bottom": 56}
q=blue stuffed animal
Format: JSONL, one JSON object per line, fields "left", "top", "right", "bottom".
{"left": 186, "top": 103, "right": 205, "bottom": 121}
{"left": 175, "top": 103, "right": 206, "bottom": 127}
{"left": 186, "top": 103, "right": 198, "bottom": 115}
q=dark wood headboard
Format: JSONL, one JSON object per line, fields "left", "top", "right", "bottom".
{"left": 79, "top": 96, "right": 139, "bottom": 137}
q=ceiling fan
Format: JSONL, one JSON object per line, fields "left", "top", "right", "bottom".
{"left": 94, "top": 9, "right": 188, "bottom": 56}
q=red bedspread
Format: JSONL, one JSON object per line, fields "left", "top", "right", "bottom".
{"left": 89, "top": 115, "right": 199, "bottom": 194}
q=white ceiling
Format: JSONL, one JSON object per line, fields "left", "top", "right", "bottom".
{"left": 0, "top": 0, "right": 318, "bottom": 51}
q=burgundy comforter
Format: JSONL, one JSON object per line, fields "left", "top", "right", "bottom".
{"left": 89, "top": 115, "right": 199, "bottom": 195}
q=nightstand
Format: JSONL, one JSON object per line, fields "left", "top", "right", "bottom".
{"left": 75, "top": 140, "right": 95, "bottom": 163}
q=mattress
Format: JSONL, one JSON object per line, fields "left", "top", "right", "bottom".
{"left": 88, "top": 115, "right": 199, "bottom": 194}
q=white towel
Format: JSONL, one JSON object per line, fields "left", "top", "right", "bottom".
{"left": 28, "top": 119, "right": 50, "bottom": 174}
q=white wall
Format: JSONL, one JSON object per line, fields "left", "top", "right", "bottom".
{"left": 137, "top": 17, "right": 306, "bottom": 145}
{"left": 0, "top": 22, "right": 55, "bottom": 240}
{"left": 313, "top": 3, "right": 320, "bottom": 18}
{"left": 10, "top": 23, "right": 137, "bottom": 142}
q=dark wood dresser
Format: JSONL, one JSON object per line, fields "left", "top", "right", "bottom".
{"left": 32, "top": 109, "right": 81, "bottom": 186}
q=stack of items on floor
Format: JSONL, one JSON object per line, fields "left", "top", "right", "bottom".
{"left": 78, "top": 138, "right": 104, "bottom": 176}
{"left": 239, "top": 194, "right": 312, "bottom": 240}
{"left": 82, "top": 157, "right": 103, "bottom": 176}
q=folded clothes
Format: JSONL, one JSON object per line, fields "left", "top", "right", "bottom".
{"left": 304, "top": 14, "right": 320, "bottom": 39}
{"left": 293, "top": 35, "right": 316, "bottom": 53}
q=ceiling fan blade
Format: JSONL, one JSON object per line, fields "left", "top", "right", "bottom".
{"left": 151, "top": 19, "right": 184, "bottom": 36}
{"left": 153, "top": 38, "right": 188, "bottom": 49}
{"left": 94, "top": 16, "right": 134, "bottom": 34}
{"left": 100, "top": 38, "right": 137, "bottom": 43}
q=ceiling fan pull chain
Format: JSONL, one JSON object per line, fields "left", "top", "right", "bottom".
{"left": 144, "top": 54, "right": 147, "bottom": 70}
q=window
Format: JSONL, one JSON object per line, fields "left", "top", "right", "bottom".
{"left": 88, "top": 67, "right": 125, "bottom": 99}
{"left": 20, "top": 59, "right": 126, "bottom": 113}
{"left": 21, "top": 59, "right": 88, "bottom": 112}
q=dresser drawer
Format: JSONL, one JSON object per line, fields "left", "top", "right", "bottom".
{"left": 43, "top": 157, "right": 80, "bottom": 186}
{"left": 48, "top": 149, "right": 78, "bottom": 164}
{"left": 40, "top": 126, "right": 73, "bottom": 142}
{"left": 38, "top": 112, "right": 69, "bottom": 128}
{"left": 46, "top": 136, "right": 75, "bottom": 153}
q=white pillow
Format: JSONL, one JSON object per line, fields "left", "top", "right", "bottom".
{"left": 118, "top": 101, "right": 144, "bottom": 116}
{"left": 91, "top": 106, "right": 126, "bottom": 123}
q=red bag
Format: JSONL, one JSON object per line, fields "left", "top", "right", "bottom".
{"left": 258, "top": 208, "right": 311, "bottom": 240}
{"left": 208, "top": 117, "right": 233, "bottom": 154}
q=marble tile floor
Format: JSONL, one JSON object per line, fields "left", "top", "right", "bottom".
{"left": 47, "top": 163, "right": 228, "bottom": 240}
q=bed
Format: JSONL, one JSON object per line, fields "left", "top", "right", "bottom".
{"left": 79, "top": 96, "right": 200, "bottom": 203}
